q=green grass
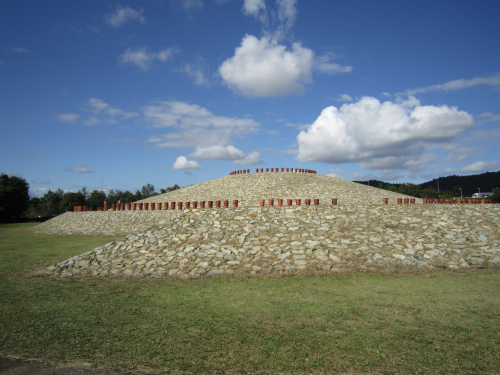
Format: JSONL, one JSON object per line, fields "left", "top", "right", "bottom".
{"left": 1, "top": 223, "right": 500, "bottom": 374}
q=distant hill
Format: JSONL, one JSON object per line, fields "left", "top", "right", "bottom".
{"left": 354, "top": 171, "right": 500, "bottom": 197}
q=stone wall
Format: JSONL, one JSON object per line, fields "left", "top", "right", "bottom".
{"left": 38, "top": 204, "right": 500, "bottom": 279}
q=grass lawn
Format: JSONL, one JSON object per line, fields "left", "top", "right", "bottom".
{"left": 1, "top": 222, "right": 499, "bottom": 374}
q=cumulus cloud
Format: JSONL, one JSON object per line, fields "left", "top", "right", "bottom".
{"left": 334, "top": 94, "right": 353, "bottom": 102}
{"left": 325, "top": 168, "right": 347, "bottom": 179}
{"left": 86, "top": 98, "right": 109, "bottom": 112}
{"left": 405, "top": 72, "right": 500, "bottom": 95}
{"left": 179, "top": 57, "right": 209, "bottom": 85}
{"left": 189, "top": 145, "right": 245, "bottom": 160}
{"left": 106, "top": 6, "right": 145, "bottom": 27}
{"left": 173, "top": 156, "right": 201, "bottom": 169}
{"left": 119, "top": 46, "right": 178, "bottom": 72}
{"left": 296, "top": 96, "right": 474, "bottom": 166}
{"left": 32, "top": 179, "right": 50, "bottom": 184}
{"left": 219, "top": 35, "right": 314, "bottom": 97}
{"left": 242, "top": 0, "right": 267, "bottom": 20}
{"left": 144, "top": 101, "right": 259, "bottom": 148}
{"left": 29, "top": 187, "right": 49, "bottom": 197}
{"left": 443, "top": 144, "right": 474, "bottom": 163}
{"left": 233, "top": 151, "right": 264, "bottom": 165}
{"left": 478, "top": 112, "right": 500, "bottom": 122}
{"left": 461, "top": 161, "right": 499, "bottom": 173}
{"left": 56, "top": 113, "right": 80, "bottom": 122}
{"left": 63, "top": 165, "right": 93, "bottom": 173}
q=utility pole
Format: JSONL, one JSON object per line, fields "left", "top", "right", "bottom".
{"left": 478, "top": 187, "right": 481, "bottom": 199}
{"left": 459, "top": 187, "right": 462, "bottom": 198}
{"left": 102, "top": 178, "right": 103, "bottom": 191}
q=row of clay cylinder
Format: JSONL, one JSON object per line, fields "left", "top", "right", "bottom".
{"left": 230, "top": 168, "right": 317, "bottom": 175}
{"left": 424, "top": 198, "right": 493, "bottom": 204}
{"left": 385, "top": 198, "right": 417, "bottom": 204}
{"left": 259, "top": 199, "right": 337, "bottom": 206}
{"left": 96, "top": 200, "right": 240, "bottom": 212}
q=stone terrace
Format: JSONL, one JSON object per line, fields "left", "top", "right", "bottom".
{"left": 39, "top": 205, "right": 500, "bottom": 279}
{"left": 136, "top": 172, "right": 416, "bottom": 207}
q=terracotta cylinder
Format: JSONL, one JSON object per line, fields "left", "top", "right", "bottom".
{"left": 268, "top": 199, "right": 274, "bottom": 206}
{"left": 256, "top": 168, "right": 259, "bottom": 173}
{"left": 138, "top": 203, "right": 143, "bottom": 210}
{"left": 481, "top": 199, "right": 486, "bottom": 204}
{"left": 103, "top": 201, "right": 108, "bottom": 208}
{"left": 332, "top": 199, "right": 337, "bottom": 205}
{"left": 271, "top": 168, "right": 274, "bottom": 172}
{"left": 295, "top": 168, "right": 298, "bottom": 172}
{"left": 170, "top": 202, "right": 175, "bottom": 210}
{"left": 74, "top": 206, "right": 78, "bottom": 212}
{"left": 114, "top": 204, "right": 118, "bottom": 211}
{"left": 410, "top": 199, "right": 416, "bottom": 204}
{"left": 296, "top": 199, "right": 301, "bottom": 205}
{"left": 423, "top": 198, "right": 427, "bottom": 204}
{"left": 223, "top": 200, "right": 229, "bottom": 208}
{"left": 185, "top": 202, "right": 190, "bottom": 209}
{"left": 112, "top": 204, "right": 116, "bottom": 211}
{"left": 215, "top": 200, "right": 221, "bottom": 208}
{"left": 208, "top": 201, "right": 213, "bottom": 208}
{"left": 286, "top": 168, "right": 289, "bottom": 172}
{"left": 233, "top": 200, "right": 238, "bottom": 208}
{"left": 266, "top": 168, "right": 269, "bottom": 172}
{"left": 287, "top": 199, "right": 292, "bottom": 206}
{"left": 98, "top": 207, "right": 101, "bottom": 211}
{"left": 163, "top": 202, "right": 168, "bottom": 210}
{"left": 275, "top": 168, "right": 278, "bottom": 172}
{"left": 177, "top": 202, "right": 183, "bottom": 210}
{"left": 103, "top": 205, "right": 108, "bottom": 212}
{"left": 305, "top": 199, "right": 311, "bottom": 206}
{"left": 200, "top": 201, "right": 205, "bottom": 208}
{"left": 383, "top": 198, "right": 388, "bottom": 205}
{"left": 259, "top": 199, "right": 265, "bottom": 207}
{"left": 243, "top": 170, "right": 246, "bottom": 174}
{"left": 278, "top": 199, "right": 283, "bottom": 206}
{"left": 404, "top": 198, "right": 409, "bottom": 204}
{"left": 132, "top": 203, "right": 137, "bottom": 210}
{"left": 314, "top": 199, "right": 319, "bottom": 206}
{"left": 247, "top": 169, "right": 250, "bottom": 173}
{"left": 260, "top": 168, "right": 264, "bottom": 172}
{"left": 145, "top": 203, "right": 150, "bottom": 210}
{"left": 397, "top": 198, "right": 402, "bottom": 204}
{"left": 192, "top": 201, "right": 198, "bottom": 209}
{"left": 155, "top": 202, "right": 161, "bottom": 210}
{"left": 127, "top": 203, "right": 131, "bottom": 210}
{"left": 150, "top": 203, "right": 155, "bottom": 210}
{"left": 281, "top": 168, "right": 284, "bottom": 172}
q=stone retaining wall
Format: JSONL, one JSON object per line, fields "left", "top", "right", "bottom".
{"left": 38, "top": 204, "right": 500, "bottom": 279}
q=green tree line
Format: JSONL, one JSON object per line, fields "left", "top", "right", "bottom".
{"left": 0, "top": 173, "right": 181, "bottom": 222}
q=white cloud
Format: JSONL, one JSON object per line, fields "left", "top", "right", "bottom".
{"left": 461, "top": 161, "right": 499, "bottom": 173}
{"left": 56, "top": 113, "right": 80, "bottom": 122}
{"left": 443, "top": 144, "right": 474, "bottom": 163}
{"left": 314, "top": 53, "right": 352, "bottom": 75}
{"left": 144, "top": 101, "right": 259, "bottom": 148}
{"left": 87, "top": 98, "right": 109, "bottom": 112}
{"left": 11, "top": 47, "right": 29, "bottom": 53}
{"left": 189, "top": 145, "right": 246, "bottom": 160}
{"left": 478, "top": 112, "right": 500, "bottom": 122}
{"left": 219, "top": 35, "right": 314, "bottom": 97}
{"left": 233, "top": 151, "right": 264, "bottom": 165}
{"left": 179, "top": 57, "right": 209, "bottom": 85}
{"left": 32, "top": 179, "right": 50, "bottom": 184}
{"left": 242, "top": 0, "right": 266, "bottom": 18}
{"left": 119, "top": 47, "right": 178, "bottom": 72}
{"left": 276, "top": 0, "right": 297, "bottom": 33}
{"left": 349, "top": 172, "right": 378, "bottom": 181}
{"left": 83, "top": 116, "right": 100, "bottom": 126}
{"left": 29, "top": 187, "right": 49, "bottom": 197}
{"left": 297, "top": 96, "right": 474, "bottom": 165}
{"left": 173, "top": 156, "right": 201, "bottom": 169}
{"left": 63, "top": 165, "right": 93, "bottom": 173}
{"left": 106, "top": 6, "right": 145, "bottom": 27}
{"left": 334, "top": 94, "right": 353, "bottom": 102}
{"left": 406, "top": 72, "right": 500, "bottom": 95}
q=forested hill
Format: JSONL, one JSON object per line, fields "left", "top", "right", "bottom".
{"left": 354, "top": 171, "right": 500, "bottom": 198}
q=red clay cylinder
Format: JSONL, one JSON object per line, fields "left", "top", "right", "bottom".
{"left": 383, "top": 198, "right": 388, "bottom": 205}
{"left": 145, "top": 203, "right": 150, "bottom": 210}
{"left": 314, "top": 199, "right": 319, "bottom": 205}
{"left": 200, "top": 201, "right": 205, "bottom": 208}
{"left": 138, "top": 203, "right": 143, "bottom": 210}
{"left": 112, "top": 204, "right": 116, "bottom": 211}
{"left": 404, "top": 198, "right": 409, "bottom": 204}
{"left": 127, "top": 203, "right": 131, "bottom": 210}
{"left": 281, "top": 168, "right": 284, "bottom": 172}
{"left": 192, "top": 201, "right": 198, "bottom": 209}
{"left": 156, "top": 202, "right": 161, "bottom": 210}
{"left": 296, "top": 199, "right": 301, "bottom": 205}
{"left": 215, "top": 200, "right": 221, "bottom": 208}
{"left": 305, "top": 199, "right": 311, "bottom": 206}
{"left": 332, "top": 199, "right": 337, "bottom": 205}
{"left": 286, "top": 168, "right": 289, "bottom": 172}
{"left": 397, "top": 198, "right": 402, "bottom": 204}
{"left": 410, "top": 199, "right": 415, "bottom": 204}
{"left": 256, "top": 168, "right": 259, "bottom": 172}
{"left": 266, "top": 168, "right": 269, "bottom": 172}
{"left": 163, "top": 202, "right": 168, "bottom": 210}
{"left": 260, "top": 168, "right": 263, "bottom": 172}
{"left": 132, "top": 203, "right": 137, "bottom": 210}
{"left": 287, "top": 199, "right": 292, "bottom": 206}
{"left": 268, "top": 199, "right": 274, "bottom": 206}
{"left": 259, "top": 199, "right": 265, "bottom": 207}
{"left": 208, "top": 201, "right": 213, "bottom": 208}
{"left": 177, "top": 202, "right": 183, "bottom": 210}
{"left": 185, "top": 202, "right": 190, "bottom": 209}
{"left": 150, "top": 203, "right": 155, "bottom": 210}
{"left": 271, "top": 168, "right": 274, "bottom": 172}
{"left": 278, "top": 199, "right": 283, "bottom": 206}
{"left": 224, "top": 200, "right": 229, "bottom": 208}
{"left": 233, "top": 200, "right": 238, "bottom": 208}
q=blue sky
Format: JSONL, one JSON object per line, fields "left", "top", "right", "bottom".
{"left": 1, "top": 0, "right": 499, "bottom": 197}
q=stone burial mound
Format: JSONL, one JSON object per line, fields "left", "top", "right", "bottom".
{"left": 32, "top": 172, "right": 500, "bottom": 279}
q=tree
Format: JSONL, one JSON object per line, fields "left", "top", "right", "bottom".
{"left": 492, "top": 188, "right": 500, "bottom": 203}
{"left": 420, "top": 185, "right": 439, "bottom": 199}
{"left": 87, "top": 190, "right": 106, "bottom": 210}
{"left": 452, "top": 185, "right": 461, "bottom": 197}
{"left": 160, "top": 184, "right": 180, "bottom": 194}
{"left": 37, "top": 189, "right": 64, "bottom": 217}
{"left": 141, "top": 184, "right": 157, "bottom": 199}
{"left": 397, "top": 183, "right": 421, "bottom": 198}
{"left": 59, "top": 192, "right": 85, "bottom": 212}
{"left": 0, "top": 173, "right": 30, "bottom": 222}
